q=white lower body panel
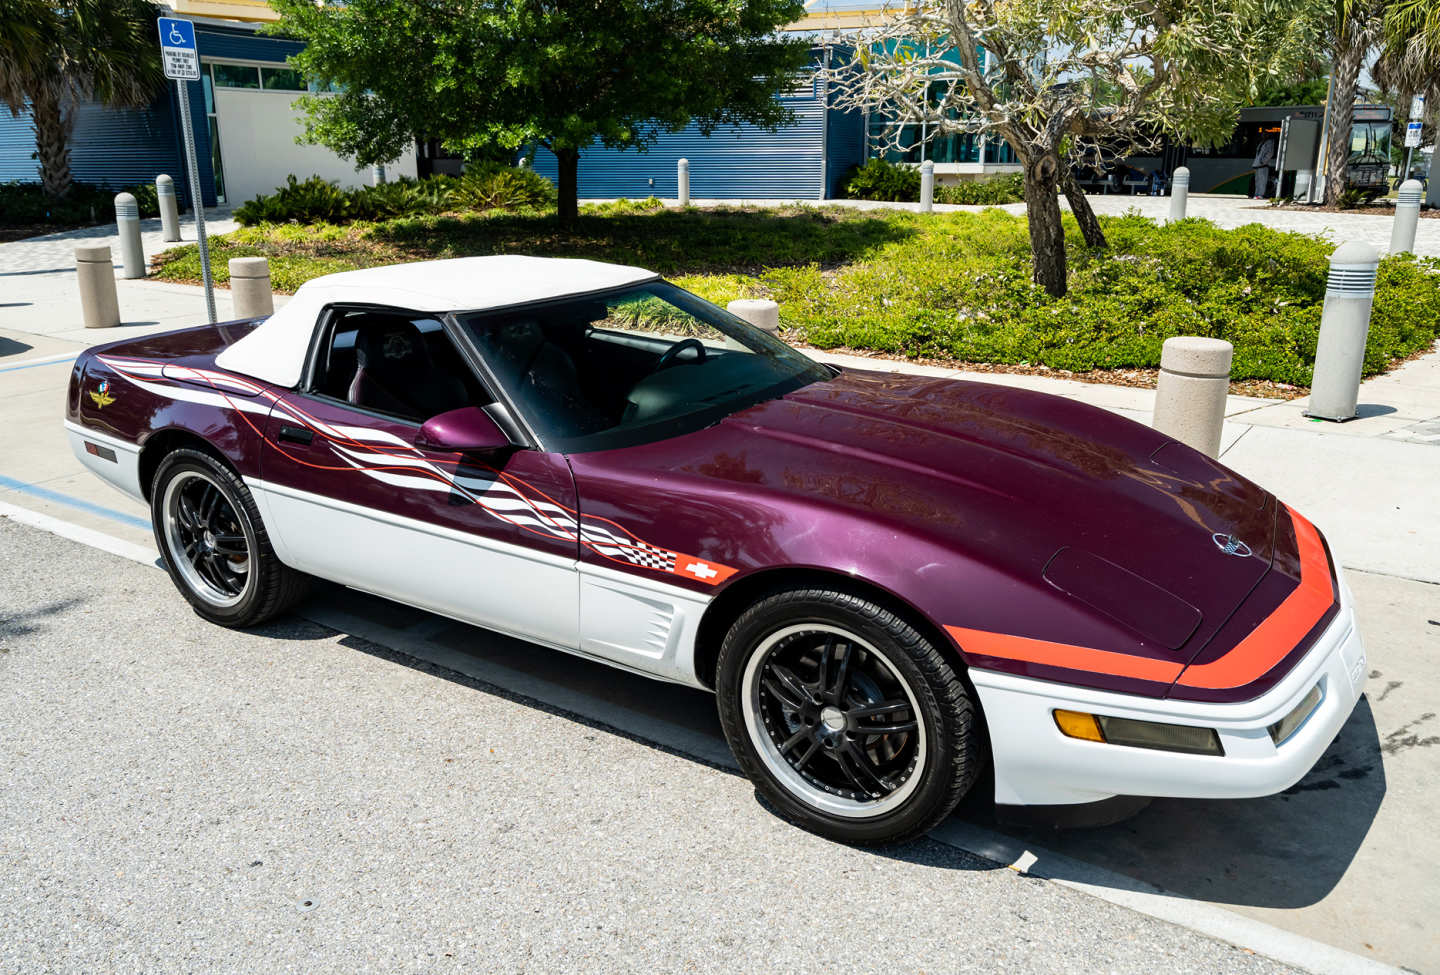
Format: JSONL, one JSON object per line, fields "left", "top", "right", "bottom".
{"left": 248, "top": 478, "right": 711, "bottom": 688}
{"left": 64, "top": 421, "right": 144, "bottom": 503}
{"left": 972, "top": 576, "right": 1366, "bottom": 806}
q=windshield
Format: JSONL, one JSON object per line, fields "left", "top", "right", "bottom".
{"left": 1348, "top": 121, "right": 1392, "bottom": 164}
{"left": 455, "top": 281, "right": 832, "bottom": 452}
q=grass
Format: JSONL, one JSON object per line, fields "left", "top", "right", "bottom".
{"left": 150, "top": 204, "right": 1440, "bottom": 387}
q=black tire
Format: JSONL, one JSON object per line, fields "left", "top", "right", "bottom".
{"left": 150, "top": 448, "right": 309, "bottom": 627}
{"left": 716, "top": 587, "right": 981, "bottom": 845}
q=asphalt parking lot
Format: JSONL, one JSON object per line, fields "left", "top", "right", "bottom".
{"left": 3, "top": 333, "right": 1439, "bottom": 973}
{"left": 0, "top": 518, "right": 1303, "bottom": 975}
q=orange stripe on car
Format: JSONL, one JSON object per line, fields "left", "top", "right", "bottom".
{"left": 947, "top": 506, "right": 1336, "bottom": 690}
{"left": 1174, "top": 506, "right": 1335, "bottom": 689}
{"left": 943, "top": 626, "right": 1185, "bottom": 684}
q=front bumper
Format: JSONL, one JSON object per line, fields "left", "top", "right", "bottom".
{"left": 970, "top": 574, "right": 1366, "bottom": 806}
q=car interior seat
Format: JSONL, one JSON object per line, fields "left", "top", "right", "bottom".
{"left": 348, "top": 317, "right": 469, "bottom": 422}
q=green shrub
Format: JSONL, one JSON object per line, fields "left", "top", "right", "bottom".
{"left": 452, "top": 163, "right": 556, "bottom": 211}
{"left": 0, "top": 179, "right": 158, "bottom": 227}
{"left": 842, "top": 158, "right": 920, "bottom": 202}
{"left": 580, "top": 196, "right": 668, "bottom": 216}
{"left": 232, "top": 167, "right": 554, "bottom": 226}
{"left": 234, "top": 175, "right": 356, "bottom": 225}
{"left": 934, "top": 172, "right": 1024, "bottom": 206}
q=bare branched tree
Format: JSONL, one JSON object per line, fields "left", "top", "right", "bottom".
{"left": 829, "top": 1, "right": 1326, "bottom": 297}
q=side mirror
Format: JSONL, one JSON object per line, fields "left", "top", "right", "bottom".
{"left": 414, "top": 406, "right": 512, "bottom": 454}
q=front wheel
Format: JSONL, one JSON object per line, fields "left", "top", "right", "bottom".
{"left": 151, "top": 448, "right": 309, "bottom": 627}
{"left": 716, "top": 588, "right": 982, "bottom": 844}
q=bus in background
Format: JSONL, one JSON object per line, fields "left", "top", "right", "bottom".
{"left": 1122, "top": 104, "right": 1394, "bottom": 199}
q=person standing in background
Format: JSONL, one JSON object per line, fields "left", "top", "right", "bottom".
{"left": 1253, "top": 134, "right": 1277, "bottom": 199}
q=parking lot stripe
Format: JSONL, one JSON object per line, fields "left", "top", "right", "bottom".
{"left": 0, "top": 352, "right": 78, "bottom": 374}
{"left": 0, "top": 474, "right": 151, "bottom": 530}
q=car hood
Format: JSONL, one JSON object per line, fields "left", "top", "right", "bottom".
{"left": 688, "top": 369, "right": 1275, "bottom": 668}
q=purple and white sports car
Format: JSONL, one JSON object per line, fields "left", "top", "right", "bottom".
{"left": 66, "top": 256, "right": 1365, "bottom": 843}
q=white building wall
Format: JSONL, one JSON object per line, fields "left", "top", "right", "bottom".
{"left": 214, "top": 88, "right": 416, "bottom": 205}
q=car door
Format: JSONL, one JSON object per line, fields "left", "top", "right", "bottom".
{"left": 254, "top": 304, "right": 581, "bottom": 651}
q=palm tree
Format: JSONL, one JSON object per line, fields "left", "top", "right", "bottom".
{"left": 1322, "top": 0, "right": 1386, "bottom": 205}
{"left": 0, "top": 0, "right": 163, "bottom": 198}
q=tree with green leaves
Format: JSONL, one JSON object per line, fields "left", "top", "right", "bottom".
{"left": 830, "top": 1, "right": 1326, "bottom": 297}
{"left": 269, "top": 0, "right": 809, "bottom": 222}
{"left": 0, "top": 0, "right": 162, "bottom": 198}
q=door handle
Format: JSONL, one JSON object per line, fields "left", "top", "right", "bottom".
{"left": 278, "top": 424, "right": 314, "bottom": 445}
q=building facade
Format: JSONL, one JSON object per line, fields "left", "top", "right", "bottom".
{"left": 0, "top": 5, "right": 413, "bottom": 207}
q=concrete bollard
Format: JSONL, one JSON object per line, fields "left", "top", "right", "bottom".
{"left": 919, "top": 159, "right": 935, "bottom": 213}
{"left": 113, "top": 192, "right": 145, "bottom": 279}
{"left": 228, "top": 257, "right": 274, "bottom": 319}
{"left": 156, "top": 174, "right": 180, "bottom": 242}
{"left": 727, "top": 298, "right": 780, "bottom": 336}
{"left": 76, "top": 245, "right": 120, "bottom": 329}
{"left": 1168, "top": 166, "right": 1190, "bottom": 222}
{"left": 1306, "top": 241, "right": 1379, "bottom": 422}
{"left": 1390, "top": 179, "right": 1423, "bottom": 255}
{"left": 677, "top": 158, "right": 690, "bottom": 206}
{"left": 1152, "top": 336, "right": 1233, "bottom": 457}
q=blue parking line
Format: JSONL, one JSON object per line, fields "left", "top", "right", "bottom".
{"left": 0, "top": 473, "right": 150, "bottom": 530}
{"left": 0, "top": 355, "right": 78, "bottom": 374}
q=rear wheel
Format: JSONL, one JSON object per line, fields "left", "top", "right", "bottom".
{"left": 151, "top": 448, "right": 308, "bottom": 627}
{"left": 716, "top": 588, "right": 981, "bottom": 844}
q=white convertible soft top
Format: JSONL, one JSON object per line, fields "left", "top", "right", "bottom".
{"left": 215, "top": 255, "right": 659, "bottom": 388}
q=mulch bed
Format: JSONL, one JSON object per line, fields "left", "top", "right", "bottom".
{"left": 1256, "top": 202, "right": 1439, "bottom": 219}
{"left": 0, "top": 223, "right": 88, "bottom": 243}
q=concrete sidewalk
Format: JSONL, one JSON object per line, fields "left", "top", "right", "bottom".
{"left": 0, "top": 211, "right": 242, "bottom": 345}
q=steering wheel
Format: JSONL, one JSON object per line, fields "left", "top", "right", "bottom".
{"left": 655, "top": 338, "right": 707, "bottom": 371}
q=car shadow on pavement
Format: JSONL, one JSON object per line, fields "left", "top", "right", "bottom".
{"left": 278, "top": 586, "right": 1384, "bottom": 901}
{"left": 989, "top": 696, "right": 1386, "bottom": 908}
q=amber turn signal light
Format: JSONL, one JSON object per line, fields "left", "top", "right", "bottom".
{"left": 1053, "top": 709, "right": 1105, "bottom": 742}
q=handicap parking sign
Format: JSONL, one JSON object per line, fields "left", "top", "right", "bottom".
{"left": 158, "top": 17, "right": 200, "bottom": 81}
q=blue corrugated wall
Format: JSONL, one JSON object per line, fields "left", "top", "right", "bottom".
{"left": 531, "top": 81, "right": 865, "bottom": 200}
{"left": 0, "top": 25, "right": 292, "bottom": 207}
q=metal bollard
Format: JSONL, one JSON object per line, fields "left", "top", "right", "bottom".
{"left": 76, "top": 245, "right": 121, "bottom": 329}
{"left": 228, "top": 257, "right": 274, "bottom": 319}
{"left": 677, "top": 158, "right": 690, "bottom": 206}
{"left": 919, "top": 159, "right": 935, "bottom": 213}
{"left": 1152, "top": 336, "right": 1233, "bottom": 458}
{"left": 156, "top": 174, "right": 181, "bottom": 242}
{"left": 727, "top": 298, "right": 780, "bottom": 336}
{"left": 1168, "top": 166, "right": 1190, "bottom": 222}
{"left": 1390, "top": 179, "right": 1423, "bottom": 254}
{"left": 113, "top": 192, "right": 145, "bottom": 279}
{"left": 1306, "top": 241, "right": 1379, "bottom": 421}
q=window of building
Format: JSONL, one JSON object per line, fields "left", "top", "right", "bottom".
{"left": 261, "top": 67, "right": 306, "bottom": 92}
{"left": 212, "top": 63, "right": 260, "bottom": 89}
{"left": 200, "top": 69, "right": 226, "bottom": 204}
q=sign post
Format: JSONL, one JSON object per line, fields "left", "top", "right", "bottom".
{"left": 1403, "top": 95, "right": 1425, "bottom": 183}
{"left": 157, "top": 16, "right": 215, "bottom": 324}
